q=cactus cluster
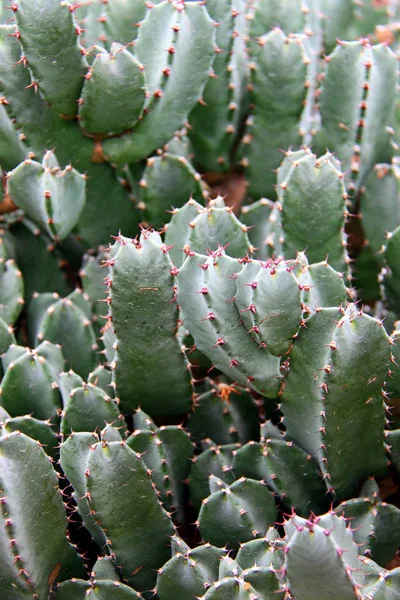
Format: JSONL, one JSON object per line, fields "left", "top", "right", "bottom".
{"left": 0, "top": 0, "right": 400, "bottom": 598}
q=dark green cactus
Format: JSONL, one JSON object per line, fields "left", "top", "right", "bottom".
{"left": 156, "top": 539, "right": 226, "bottom": 600}
{"left": 138, "top": 153, "right": 205, "bottom": 229}
{"left": 233, "top": 436, "right": 329, "bottom": 517}
{"left": 238, "top": 28, "right": 309, "bottom": 200}
{"left": 188, "top": 379, "right": 259, "bottom": 446}
{"left": 0, "top": 431, "right": 84, "bottom": 598}
{"left": 126, "top": 409, "right": 193, "bottom": 521}
{"left": 189, "top": 442, "right": 239, "bottom": 510}
{"left": 0, "top": 341, "right": 63, "bottom": 419}
{"left": 335, "top": 478, "right": 400, "bottom": 567}
{"left": 59, "top": 371, "right": 125, "bottom": 437}
{"left": 6, "top": 151, "right": 86, "bottom": 240}
{"left": 108, "top": 229, "right": 192, "bottom": 415}
{"left": 197, "top": 475, "right": 277, "bottom": 550}
{"left": 281, "top": 303, "right": 391, "bottom": 499}
{"left": 283, "top": 512, "right": 364, "bottom": 600}
{"left": 28, "top": 290, "right": 98, "bottom": 378}
{"left": 0, "top": 2, "right": 398, "bottom": 599}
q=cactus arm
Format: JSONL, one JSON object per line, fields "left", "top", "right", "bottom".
{"left": 11, "top": 221, "right": 72, "bottom": 299}
{"left": 235, "top": 530, "right": 282, "bottom": 571}
{"left": 247, "top": 0, "right": 307, "bottom": 39}
{"left": 127, "top": 411, "right": 193, "bottom": 521}
{"left": 156, "top": 543, "right": 225, "bottom": 600}
{"left": 202, "top": 577, "right": 260, "bottom": 599}
{"left": 240, "top": 199, "right": 275, "bottom": 261}
{"left": 233, "top": 439, "right": 329, "bottom": 517}
{"left": 60, "top": 382, "right": 125, "bottom": 437}
{"left": 235, "top": 261, "right": 302, "bottom": 356}
{"left": 361, "top": 164, "right": 400, "bottom": 261}
{"left": 315, "top": 42, "right": 398, "bottom": 194}
{"left": 284, "top": 513, "right": 363, "bottom": 600}
{"left": 356, "top": 44, "right": 398, "bottom": 188}
{"left": 28, "top": 292, "right": 98, "bottom": 379}
{"left": 188, "top": 0, "right": 247, "bottom": 173}
{"left": 0, "top": 103, "right": 27, "bottom": 171}
{"left": 188, "top": 198, "right": 253, "bottom": 259}
{"left": 54, "top": 579, "right": 142, "bottom": 599}
{"left": 103, "top": 0, "right": 147, "bottom": 46}
{"left": 102, "top": 2, "right": 215, "bottom": 164}
{"left": 7, "top": 152, "right": 86, "bottom": 241}
{"left": 108, "top": 231, "right": 192, "bottom": 415}
{"left": 239, "top": 29, "right": 308, "bottom": 200}
{"left": 133, "top": 1, "right": 176, "bottom": 99}
{"left": 85, "top": 440, "right": 174, "bottom": 591}
{"left": 335, "top": 478, "right": 400, "bottom": 567}
{"left": 59, "top": 432, "right": 108, "bottom": 549}
{"left": 382, "top": 225, "right": 400, "bottom": 313}
{"left": 0, "top": 27, "right": 141, "bottom": 249}
{"left": 177, "top": 251, "right": 282, "bottom": 397}
{"left": 164, "top": 199, "right": 203, "bottom": 267}
{"left": 14, "top": 0, "right": 87, "bottom": 117}
{"left": 189, "top": 443, "right": 238, "bottom": 510}
{"left": 0, "top": 317, "right": 15, "bottom": 378}
{"left": 280, "top": 152, "right": 348, "bottom": 274}
{"left": 313, "top": 42, "right": 366, "bottom": 179}
{"left": 297, "top": 258, "right": 349, "bottom": 309}
{"left": 198, "top": 476, "right": 277, "bottom": 550}
{"left": 188, "top": 381, "right": 259, "bottom": 446}
{"left": 78, "top": 43, "right": 146, "bottom": 137}
{"left": 139, "top": 154, "right": 205, "bottom": 229}
{"left": 0, "top": 258, "right": 24, "bottom": 325}
{"left": 282, "top": 305, "right": 390, "bottom": 499}
{"left": 0, "top": 432, "right": 84, "bottom": 597}
{"left": 0, "top": 345, "right": 62, "bottom": 420}
{"left": 1, "top": 416, "right": 58, "bottom": 458}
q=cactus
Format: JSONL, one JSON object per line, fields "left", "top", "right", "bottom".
{"left": 9, "top": 219, "right": 71, "bottom": 299}
{"left": 0, "top": 431, "right": 84, "bottom": 598}
{"left": 281, "top": 304, "right": 391, "bottom": 499}
{"left": 59, "top": 371, "right": 125, "bottom": 437}
{"left": 83, "top": 436, "right": 175, "bottom": 591}
{"left": 186, "top": 197, "right": 253, "bottom": 258}
{"left": 238, "top": 28, "right": 309, "bottom": 200}
{"left": 233, "top": 437, "right": 329, "bottom": 517}
{"left": 6, "top": 151, "right": 86, "bottom": 240}
{"left": 381, "top": 225, "right": 400, "bottom": 313}
{"left": 54, "top": 579, "right": 142, "bottom": 599}
{"left": 177, "top": 249, "right": 282, "bottom": 397}
{"left": 126, "top": 409, "right": 193, "bottom": 521}
{"left": 283, "top": 512, "right": 364, "bottom": 600}
{"left": 108, "top": 229, "right": 192, "bottom": 415}
{"left": 360, "top": 163, "right": 400, "bottom": 261}
{"left": 101, "top": 1, "right": 216, "bottom": 164}
{"left": 313, "top": 40, "right": 397, "bottom": 195}
{"left": 0, "top": 2, "right": 399, "bottom": 599}
{"left": 27, "top": 290, "right": 98, "bottom": 378}
{"left": 188, "top": 379, "right": 259, "bottom": 446}
{"left": 361, "top": 560, "right": 400, "bottom": 599}
{"left": 278, "top": 152, "right": 349, "bottom": 274}
{"left": 0, "top": 413, "right": 59, "bottom": 458}
{"left": 0, "top": 341, "right": 63, "bottom": 419}
{"left": 0, "top": 257, "right": 23, "bottom": 325}
{"left": 198, "top": 475, "right": 277, "bottom": 550}
{"left": 335, "top": 478, "right": 400, "bottom": 567}
{"left": 138, "top": 153, "right": 205, "bottom": 229}
{"left": 189, "top": 442, "right": 239, "bottom": 510}
{"left": 156, "top": 540, "right": 226, "bottom": 600}
{"left": 187, "top": 0, "right": 247, "bottom": 174}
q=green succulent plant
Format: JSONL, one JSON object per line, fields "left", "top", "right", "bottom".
{"left": 0, "top": 0, "right": 400, "bottom": 599}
